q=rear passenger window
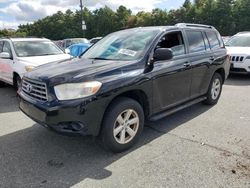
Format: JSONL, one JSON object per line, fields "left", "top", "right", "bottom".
{"left": 186, "top": 31, "right": 206, "bottom": 53}
{"left": 206, "top": 31, "right": 220, "bottom": 49}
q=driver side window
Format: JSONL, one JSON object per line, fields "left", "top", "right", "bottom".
{"left": 3, "top": 42, "right": 12, "bottom": 57}
{"left": 156, "top": 31, "right": 186, "bottom": 57}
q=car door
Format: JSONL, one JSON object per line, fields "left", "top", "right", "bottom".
{"left": 151, "top": 30, "right": 192, "bottom": 114}
{"left": 0, "top": 41, "right": 4, "bottom": 81}
{"left": 184, "top": 29, "right": 214, "bottom": 99}
{"left": 0, "top": 41, "right": 14, "bottom": 84}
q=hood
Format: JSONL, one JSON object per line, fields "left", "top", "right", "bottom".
{"left": 17, "top": 54, "right": 72, "bottom": 66}
{"left": 226, "top": 47, "right": 250, "bottom": 55}
{"left": 25, "top": 58, "right": 139, "bottom": 85}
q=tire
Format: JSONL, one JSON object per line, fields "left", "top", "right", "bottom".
{"left": 203, "top": 73, "right": 223, "bottom": 105}
{"left": 13, "top": 75, "right": 21, "bottom": 90}
{"left": 101, "top": 97, "right": 144, "bottom": 153}
{"left": 0, "top": 80, "right": 6, "bottom": 87}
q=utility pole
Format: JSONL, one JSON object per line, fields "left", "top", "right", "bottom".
{"left": 80, "top": 0, "right": 86, "bottom": 37}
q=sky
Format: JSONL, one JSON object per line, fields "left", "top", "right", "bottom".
{"left": 0, "top": 0, "right": 186, "bottom": 29}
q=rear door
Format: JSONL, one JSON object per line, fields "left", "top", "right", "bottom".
{"left": 184, "top": 30, "right": 213, "bottom": 98}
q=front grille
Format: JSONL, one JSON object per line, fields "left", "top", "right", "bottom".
{"left": 22, "top": 78, "right": 48, "bottom": 102}
{"left": 230, "top": 56, "right": 244, "bottom": 63}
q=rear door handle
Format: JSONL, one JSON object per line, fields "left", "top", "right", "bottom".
{"left": 183, "top": 62, "right": 191, "bottom": 67}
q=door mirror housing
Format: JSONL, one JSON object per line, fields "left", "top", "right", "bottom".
{"left": 153, "top": 48, "right": 173, "bottom": 61}
{"left": 65, "top": 48, "right": 70, "bottom": 54}
{"left": 0, "top": 52, "right": 11, "bottom": 59}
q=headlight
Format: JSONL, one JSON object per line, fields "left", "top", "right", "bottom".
{"left": 54, "top": 81, "right": 102, "bottom": 100}
{"left": 25, "top": 65, "right": 34, "bottom": 72}
{"left": 246, "top": 56, "right": 250, "bottom": 59}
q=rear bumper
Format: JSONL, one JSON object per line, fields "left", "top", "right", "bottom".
{"left": 19, "top": 91, "right": 108, "bottom": 136}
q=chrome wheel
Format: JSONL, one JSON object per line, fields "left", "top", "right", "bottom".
{"left": 113, "top": 109, "right": 139, "bottom": 144}
{"left": 211, "top": 78, "right": 221, "bottom": 100}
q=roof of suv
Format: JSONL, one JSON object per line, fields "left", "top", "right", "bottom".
{"left": 123, "top": 23, "right": 216, "bottom": 33}
{"left": 10, "top": 38, "right": 50, "bottom": 42}
{"left": 236, "top": 32, "right": 250, "bottom": 36}
{"left": 0, "top": 38, "right": 50, "bottom": 42}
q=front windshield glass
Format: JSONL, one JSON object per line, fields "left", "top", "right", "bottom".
{"left": 82, "top": 29, "right": 161, "bottom": 61}
{"left": 226, "top": 35, "right": 250, "bottom": 47}
{"left": 13, "top": 41, "right": 64, "bottom": 57}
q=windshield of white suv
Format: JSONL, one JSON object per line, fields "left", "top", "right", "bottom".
{"left": 226, "top": 35, "right": 250, "bottom": 47}
{"left": 82, "top": 29, "right": 161, "bottom": 61}
{"left": 13, "top": 41, "right": 64, "bottom": 57}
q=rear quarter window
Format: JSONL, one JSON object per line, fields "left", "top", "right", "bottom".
{"left": 206, "top": 31, "right": 221, "bottom": 49}
{"left": 186, "top": 30, "right": 206, "bottom": 53}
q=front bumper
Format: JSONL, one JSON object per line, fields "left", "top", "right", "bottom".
{"left": 19, "top": 91, "right": 109, "bottom": 136}
{"left": 230, "top": 59, "right": 250, "bottom": 74}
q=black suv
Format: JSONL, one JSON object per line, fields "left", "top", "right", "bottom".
{"left": 19, "top": 23, "right": 230, "bottom": 152}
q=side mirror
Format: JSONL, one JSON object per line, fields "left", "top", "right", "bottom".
{"left": 65, "top": 48, "right": 70, "bottom": 54}
{"left": 153, "top": 48, "right": 173, "bottom": 61}
{"left": 0, "top": 52, "right": 11, "bottom": 59}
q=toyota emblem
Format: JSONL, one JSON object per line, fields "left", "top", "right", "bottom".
{"left": 26, "top": 84, "right": 33, "bottom": 93}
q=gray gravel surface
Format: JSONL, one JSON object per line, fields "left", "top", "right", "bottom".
{"left": 0, "top": 74, "right": 250, "bottom": 188}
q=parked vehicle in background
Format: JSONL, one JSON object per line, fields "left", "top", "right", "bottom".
{"left": 66, "top": 43, "right": 91, "bottom": 57}
{"left": 0, "top": 38, "right": 71, "bottom": 89}
{"left": 19, "top": 23, "right": 229, "bottom": 152}
{"left": 226, "top": 32, "right": 250, "bottom": 74}
{"left": 89, "top": 37, "right": 102, "bottom": 44}
{"left": 62, "top": 38, "right": 89, "bottom": 49}
{"left": 222, "top": 36, "right": 231, "bottom": 44}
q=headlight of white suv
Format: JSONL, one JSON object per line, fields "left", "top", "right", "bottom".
{"left": 54, "top": 81, "right": 102, "bottom": 100}
{"left": 25, "top": 65, "right": 35, "bottom": 72}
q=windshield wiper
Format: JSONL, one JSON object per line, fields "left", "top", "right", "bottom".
{"left": 89, "top": 57, "right": 114, "bottom": 60}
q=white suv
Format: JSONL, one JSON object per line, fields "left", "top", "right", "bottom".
{"left": 226, "top": 32, "right": 250, "bottom": 74}
{"left": 0, "top": 38, "right": 71, "bottom": 88}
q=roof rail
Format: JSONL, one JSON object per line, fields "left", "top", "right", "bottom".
{"left": 175, "top": 23, "right": 214, "bottom": 29}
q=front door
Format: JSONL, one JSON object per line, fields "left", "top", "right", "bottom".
{"left": 151, "top": 30, "right": 192, "bottom": 114}
{"left": 0, "top": 41, "right": 13, "bottom": 84}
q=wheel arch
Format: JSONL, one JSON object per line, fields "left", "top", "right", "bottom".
{"left": 214, "top": 68, "right": 225, "bottom": 84}
{"left": 98, "top": 89, "right": 150, "bottom": 136}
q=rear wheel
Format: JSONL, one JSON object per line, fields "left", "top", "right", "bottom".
{"left": 101, "top": 97, "right": 144, "bottom": 153}
{"left": 203, "top": 73, "right": 223, "bottom": 105}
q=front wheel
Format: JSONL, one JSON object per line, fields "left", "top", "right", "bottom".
{"left": 14, "top": 75, "right": 21, "bottom": 91}
{"left": 101, "top": 97, "right": 144, "bottom": 153}
{"left": 203, "top": 73, "right": 223, "bottom": 105}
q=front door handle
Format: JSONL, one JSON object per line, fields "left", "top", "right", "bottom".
{"left": 183, "top": 62, "right": 191, "bottom": 67}
{"left": 210, "top": 56, "right": 215, "bottom": 61}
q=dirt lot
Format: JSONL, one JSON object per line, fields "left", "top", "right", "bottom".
{"left": 0, "top": 74, "right": 250, "bottom": 188}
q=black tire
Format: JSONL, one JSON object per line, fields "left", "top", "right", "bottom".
{"left": 203, "top": 73, "right": 223, "bottom": 105}
{"left": 101, "top": 97, "right": 144, "bottom": 153}
{"left": 13, "top": 75, "right": 21, "bottom": 90}
{"left": 0, "top": 80, "right": 6, "bottom": 87}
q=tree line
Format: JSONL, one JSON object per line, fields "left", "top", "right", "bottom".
{"left": 1, "top": 0, "right": 250, "bottom": 40}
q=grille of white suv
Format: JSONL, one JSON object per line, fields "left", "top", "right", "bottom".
{"left": 230, "top": 56, "right": 244, "bottom": 63}
{"left": 22, "top": 78, "right": 48, "bottom": 102}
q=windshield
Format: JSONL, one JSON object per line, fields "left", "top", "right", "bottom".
{"left": 82, "top": 29, "right": 161, "bottom": 61}
{"left": 13, "top": 41, "right": 64, "bottom": 57}
{"left": 226, "top": 35, "right": 250, "bottom": 47}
